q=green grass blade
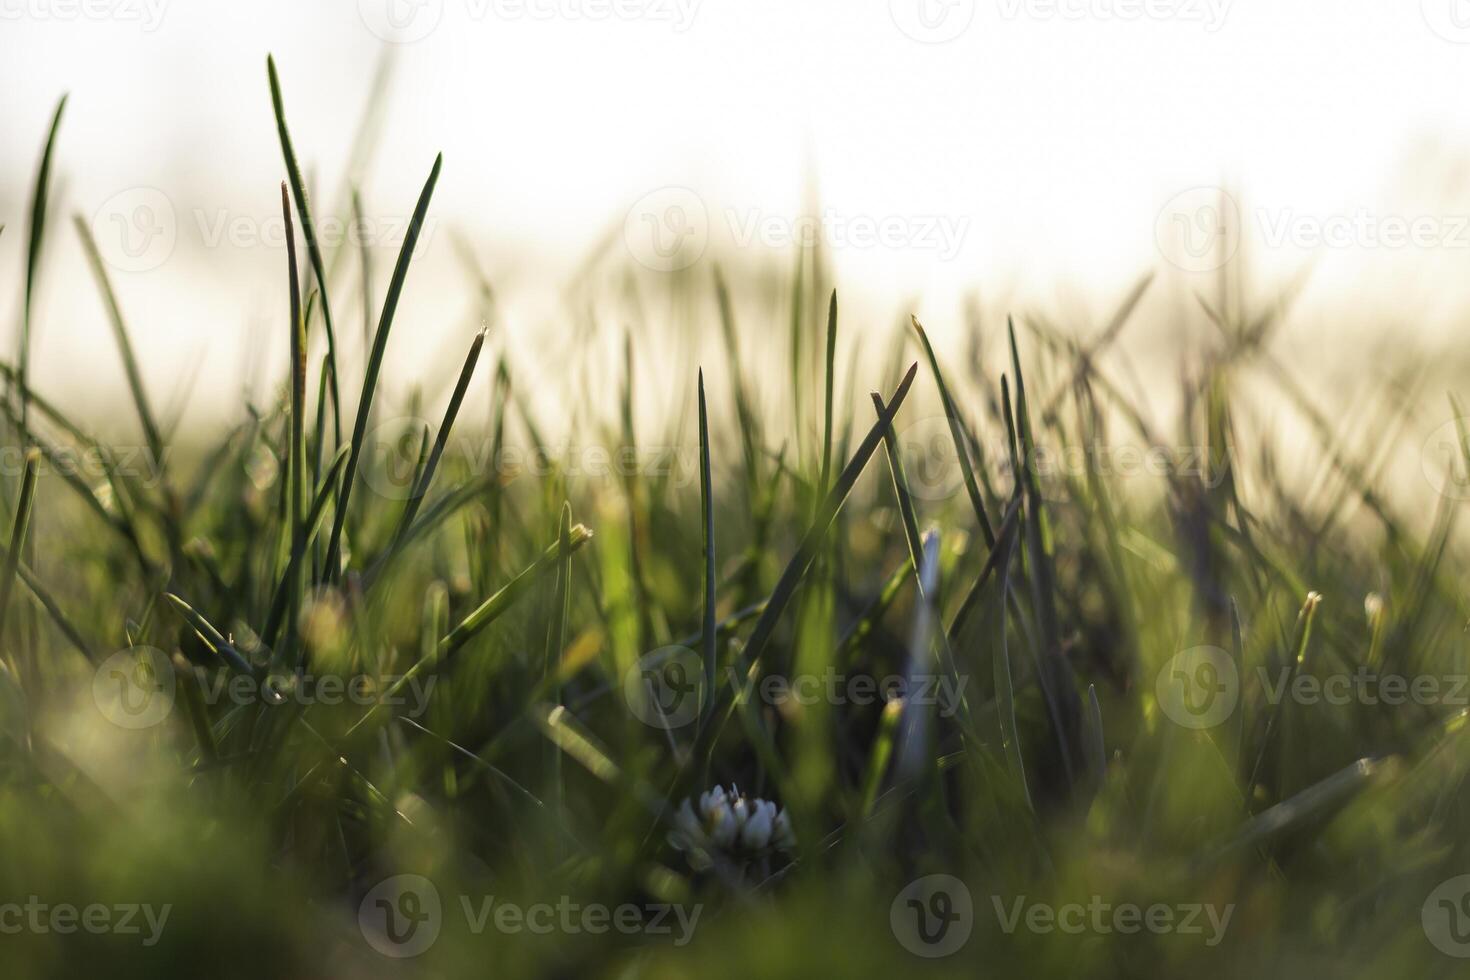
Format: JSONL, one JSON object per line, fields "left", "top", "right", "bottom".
{"left": 911, "top": 314, "right": 996, "bottom": 546}
{"left": 19, "top": 95, "right": 66, "bottom": 437}
{"left": 819, "top": 289, "right": 837, "bottom": 497}
{"left": 698, "top": 369, "right": 717, "bottom": 723}
{"left": 390, "top": 327, "right": 485, "bottom": 553}
{"left": 323, "top": 152, "right": 443, "bottom": 581}
{"left": 163, "top": 593, "right": 254, "bottom": 677}
{"left": 1247, "top": 591, "right": 1322, "bottom": 801}
{"left": 0, "top": 450, "right": 40, "bottom": 655}
{"left": 266, "top": 55, "right": 342, "bottom": 448}
{"left": 72, "top": 215, "right": 164, "bottom": 466}
{"left": 282, "top": 182, "right": 308, "bottom": 666}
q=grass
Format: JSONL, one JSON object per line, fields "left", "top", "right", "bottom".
{"left": 3, "top": 63, "right": 1470, "bottom": 980}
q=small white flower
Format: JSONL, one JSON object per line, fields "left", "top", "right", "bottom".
{"left": 772, "top": 807, "right": 795, "bottom": 851}
{"left": 668, "top": 784, "right": 796, "bottom": 870}
{"left": 740, "top": 800, "right": 774, "bottom": 850}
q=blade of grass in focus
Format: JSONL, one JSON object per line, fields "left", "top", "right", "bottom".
{"left": 267, "top": 55, "right": 342, "bottom": 448}
{"left": 17, "top": 96, "right": 66, "bottom": 441}
{"left": 322, "top": 152, "right": 443, "bottom": 582}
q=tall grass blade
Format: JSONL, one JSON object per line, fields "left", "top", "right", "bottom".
{"left": 266, "top": 55, "right": 342, "bottom": 447}
{"left": 18, "top": 95, "right": 66, "bottom": 438}
{"left": 323, "top": 152, "right": 443, "bottom": 580}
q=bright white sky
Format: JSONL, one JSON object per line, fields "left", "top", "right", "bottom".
{"left": 4, "top": 0, "right": 1470, "bottom": 429}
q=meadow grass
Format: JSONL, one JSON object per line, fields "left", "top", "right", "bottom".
{"left": 2, "top": 60, "right": 1470, "bottom": 979}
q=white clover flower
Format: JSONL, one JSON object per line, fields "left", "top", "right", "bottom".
{"left": 669, "top": 784, "right": 795, "bottom": 869}
{"left": 739, "top": 800, "right": 774, "bottom": 850}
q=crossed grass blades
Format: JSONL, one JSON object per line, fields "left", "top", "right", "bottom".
{"left": 0, "top": 55, "right": 1469, "bottom": 980}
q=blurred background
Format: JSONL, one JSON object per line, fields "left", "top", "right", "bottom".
{"left": 5, "top": 1, "right": 1470, "bottom": 434}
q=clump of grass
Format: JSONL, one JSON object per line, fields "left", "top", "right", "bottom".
{"left": 2, "top": 60, "right": 1470, "bottom": 980}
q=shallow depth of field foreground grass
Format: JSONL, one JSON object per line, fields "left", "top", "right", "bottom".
{"left": 5, "top": 63, "right": 1470, "bottom": 980}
